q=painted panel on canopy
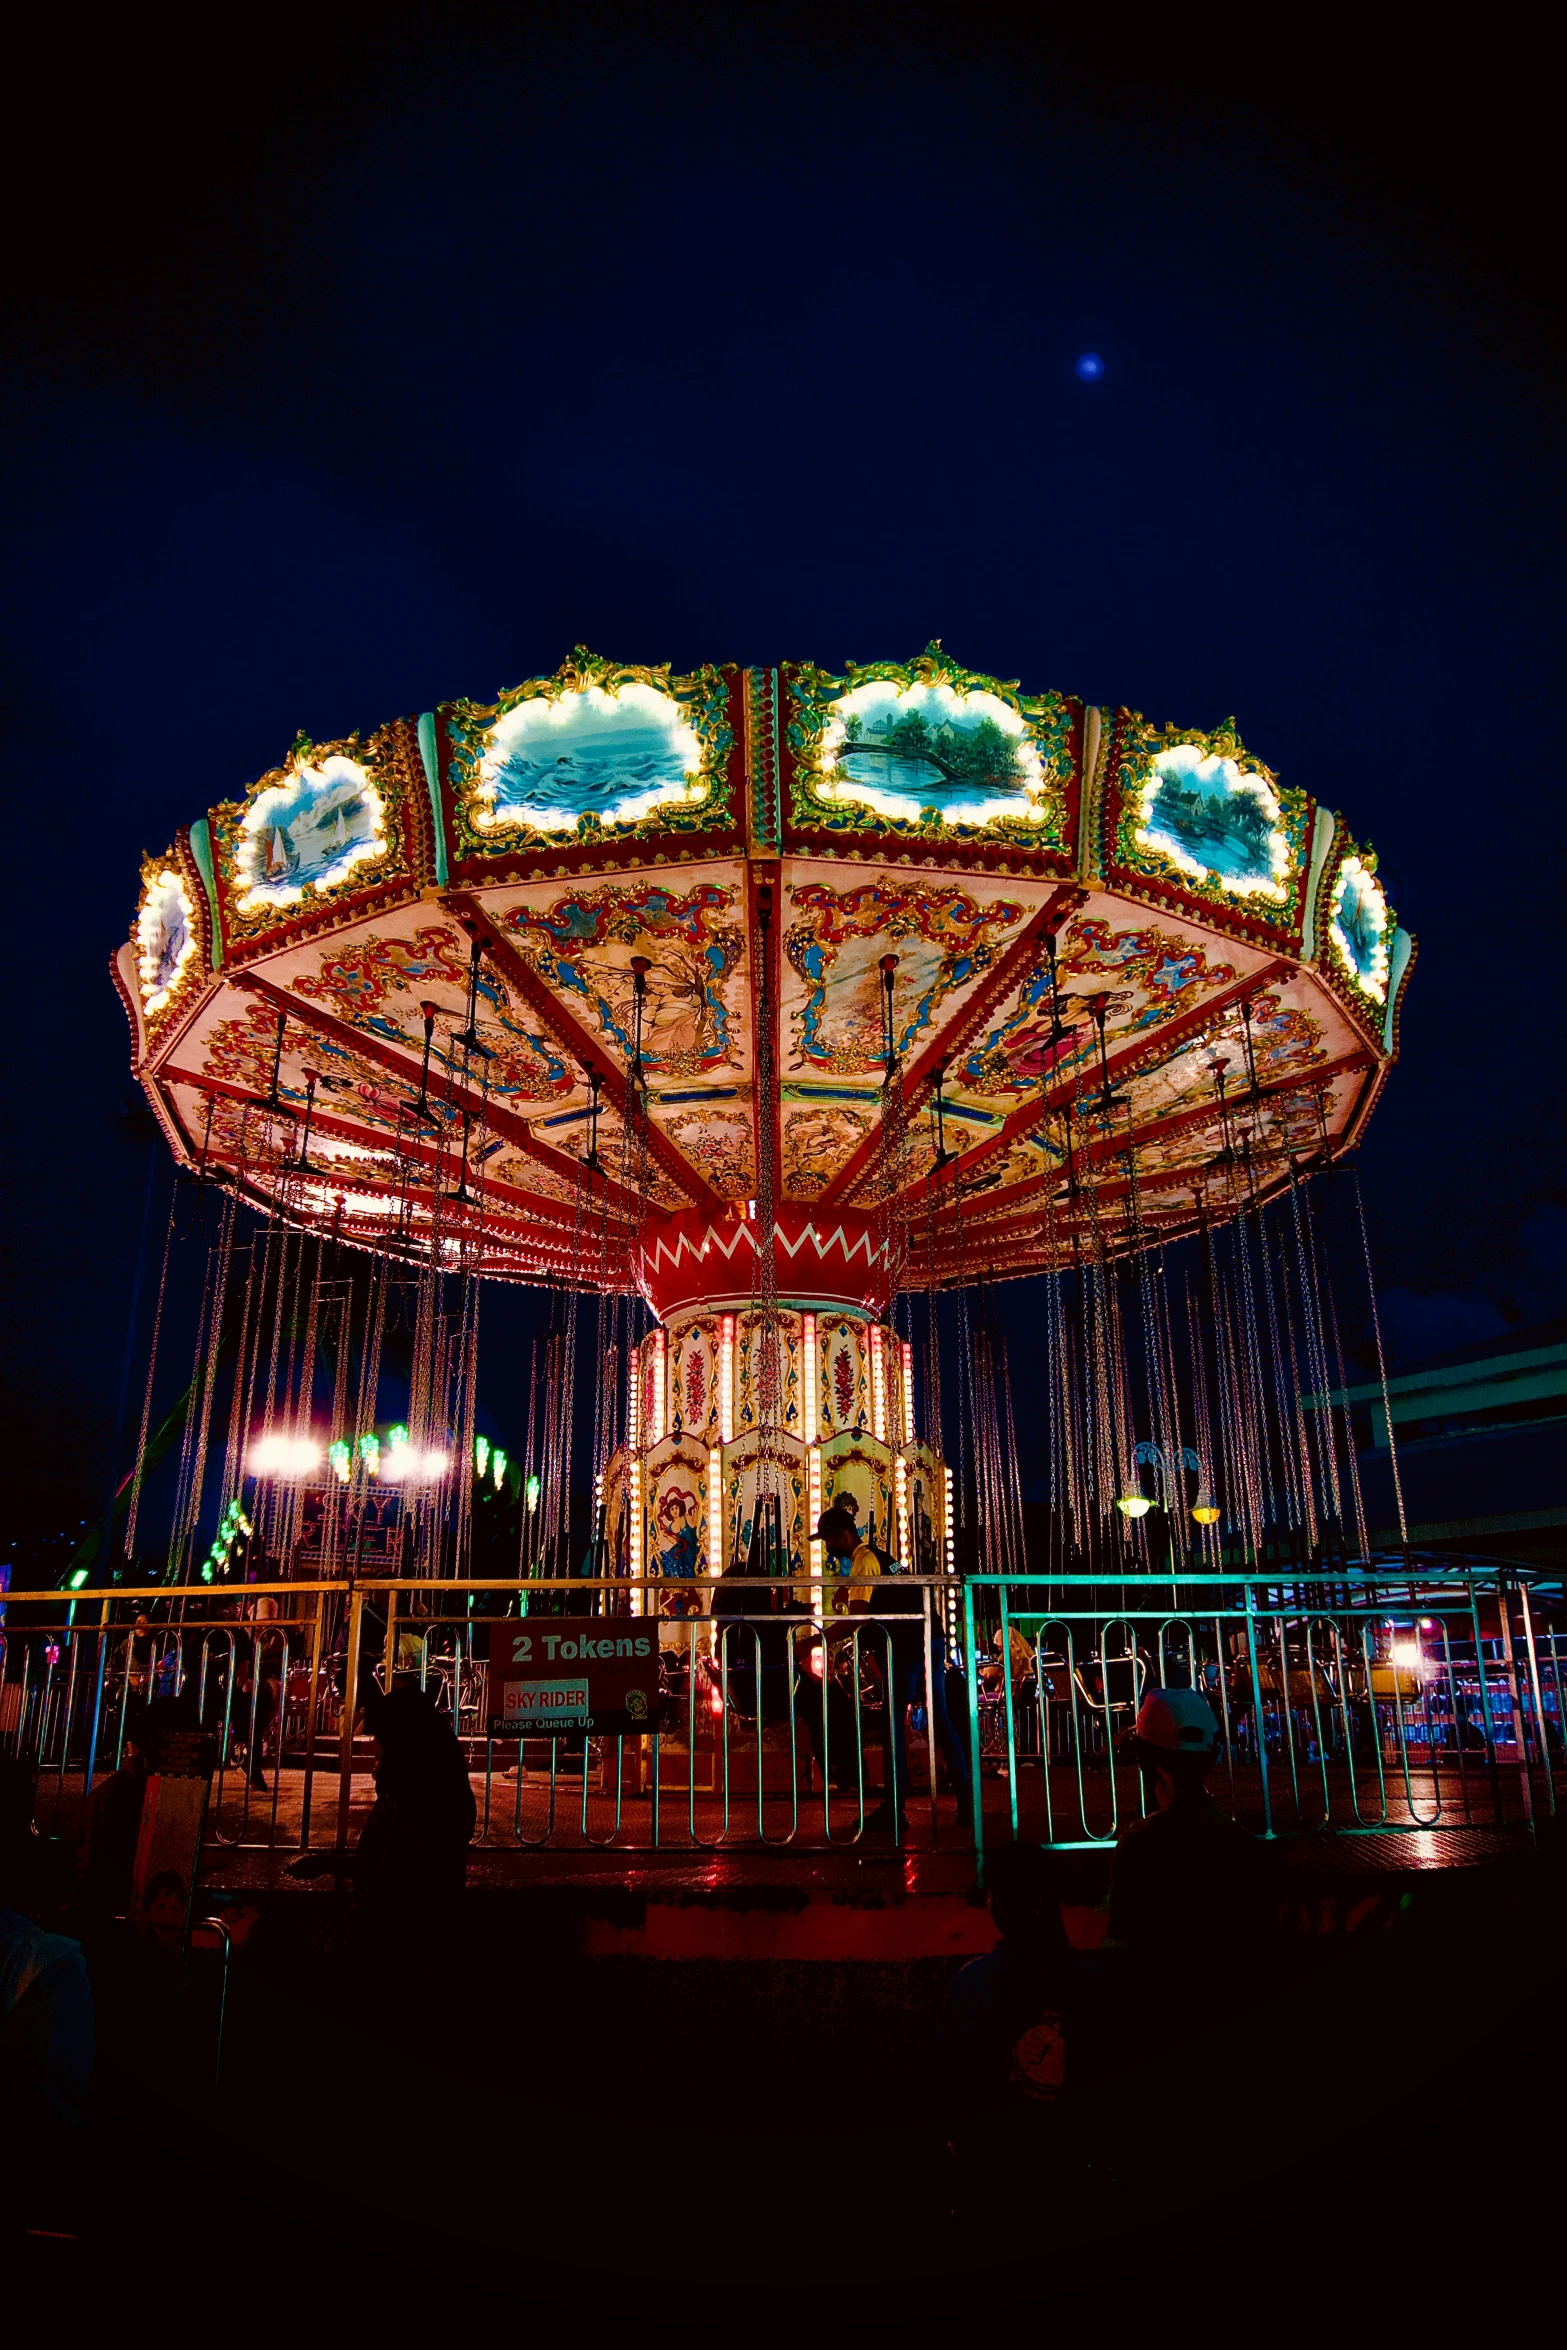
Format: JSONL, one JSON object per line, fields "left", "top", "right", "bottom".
{"left": 159, "top": 1068, "right": 401, "bottom": 1189}
{"left": 780, "top": 859, "right": 1056, "bottom": 1082}
{"left": 783, "top": 645, "right": 1075, "bottom": 855}
{"left": 1128, "top": 1081, "right": 1340, "bottom": 1180}
{"left": 657, "top": 1094, "right": 756, "bottom": 1202}
{"left": 938, "top": 897, "right": 1276, "bottom": 1118}
{"left": 159, "top": 1057, "right": 596, "bottom": 1235}
{"left": 182, "top": 992, "right": 418, "bottom": 1134}
{"left": 524, "top": 1095, "right": 692, "bottom": 1210}
{"left": 1081, "top": 969, "right": 1345, "bottom": 1138}
{"left": 898, "top": 1123, "right": 1061, "bottom": 1211}
{"left": 902, "top": 967, "right": 1348, "bottom": 1237}
{"left": 174, "top": 986, "right": 608, "bottom": 1218}
{"left": 1107, "top": 716, "right": 1311, "bottom": 936}
{"left": 1323, "top": 839, "right": 1397, "bottom": 1013}
{"left": 1007, "top": 983, "right": 1336, "bottom": 1191}
{"left": 782, "top": 1085, "right": 878, "bottom": 1199}
{"left": 208, "top": 722, "right": 413, "bottom": 941}
{"left": 153, "top": 1073, "right": 570, "bottom": 1266}
{"left": 1004, "top": 975, "right": 1345, "bottom": 1208}
{"left": 444, "top": 648, "right": 736, "bottom": 855}
{"left": 491, "top": 865, "right": 749, "bottom": 1081}
{"left": 256, "top": 904, "right": 577, "bottom": 1107}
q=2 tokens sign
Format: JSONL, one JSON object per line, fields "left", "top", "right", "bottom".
{"left": 487, "top": 1619, "right": 663, "bottom": 1739}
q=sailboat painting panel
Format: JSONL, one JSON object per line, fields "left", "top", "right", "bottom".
{"left": 235, "top": 754, "right": 387, "bottom": 910}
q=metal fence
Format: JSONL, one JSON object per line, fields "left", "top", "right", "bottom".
{"left": 2, "top": 1569, "right": 1562, "bottom": 1858}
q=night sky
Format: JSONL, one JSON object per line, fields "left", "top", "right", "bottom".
{"left": 3, "top": 12, "right": 1561, "bottom": 1549}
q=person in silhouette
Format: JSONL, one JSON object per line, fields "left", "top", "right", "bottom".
{"left": 292, "top": 1674, "right": 475, "bottom": 1910}
{"left": 1108, "top": 1688, "right": 1272, "bottom": 1962}
{"left": 710, "top": 1547, "right": 849, "bottom": 1790}
{"left": 815, "top": 1505, "right": 971, "bottom": 1837}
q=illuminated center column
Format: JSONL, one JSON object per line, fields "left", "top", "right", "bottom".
{"left": 602, "top": 1204, "right": 948, "bottom": 1616}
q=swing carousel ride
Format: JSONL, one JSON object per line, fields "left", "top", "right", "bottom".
{"left": 114, "top": 645, "right": 1413, "bottom": 1595}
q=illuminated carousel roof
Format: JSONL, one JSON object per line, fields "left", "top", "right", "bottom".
{"left": 116, "top": 644, "right": 1413, "bottom": 1297}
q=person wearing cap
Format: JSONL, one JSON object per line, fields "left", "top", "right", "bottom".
{"left": 815, "top": 1505, "right": 971, "bottom": 1838}
{"left": 1108, "top": 1687, "right": 1273, "bottom": 1960}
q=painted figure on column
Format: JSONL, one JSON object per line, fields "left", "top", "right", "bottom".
{"left": 654, "top": 1483, "right": 701, "bottom": 1613}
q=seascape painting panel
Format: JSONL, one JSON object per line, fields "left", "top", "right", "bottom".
{"left": 236, "top": 755, "right": 385, "bottom": 909}
{"left": 477, "top": 682, "right": 703, "bottom": 833}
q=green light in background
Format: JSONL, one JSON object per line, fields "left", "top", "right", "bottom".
{"left": 474, "top": 1435, "right": 491, "bottom": 1478}
{"left": 329, "top": 1438, "right": 352, "bottom": 1482}
{"left": 201, "top": 1496, "right": 253, "bottom": 1583}
{"left": 68, "top": 1568, "right": 89, "bottom": 1590}
{"left": 359, "top": 1432, "right": 381, "bottom": 1475}
{"left": 492, "top": 1447, "right": 508, "bottom": 1490}
{"left": 525, "top": 1472, "right": 540, "bottom": 1512}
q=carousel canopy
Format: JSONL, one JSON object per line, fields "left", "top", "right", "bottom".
{"left": 117, "top": 644, "right": 1412, "bottom": 1301}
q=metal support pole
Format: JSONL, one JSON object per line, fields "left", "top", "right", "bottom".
{"left": 921, "top": 1582, "right": 941, "bottom": 1841}
{"left": 298, "top": 1583, "right": 328, "bottom": 1851}
{"left": 998, "top": 1581, "right": 1019, "bottom": 1843}
{"left": 1466, "top": 1572, "right": 1506, "bottom": 1824}
{"left": 963, "top": 1579, "right": 984, "bottom": 1878}
{"left": 1243, "top": 1581, "right": 1275, "bottom": 1839}
{"left": 335, "top": 1584, "right": 366, "bottom": 1857}
{"left": 1517, "top": 1580, "right": 1555, "bottom": 1822}
{"left": 1494, "top": 1578, "right": 1535, "bottom": 1833}
{"left": 82, "top": 1591, "right": 113, "bottom": 1796}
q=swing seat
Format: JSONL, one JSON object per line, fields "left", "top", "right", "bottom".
{"left": 1073, "top": 1653, "right": 1146, "bottom": 1714}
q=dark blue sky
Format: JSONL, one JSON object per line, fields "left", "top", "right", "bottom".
{"left": 3, "top": 11, "right": 1561, "bottom": 1535}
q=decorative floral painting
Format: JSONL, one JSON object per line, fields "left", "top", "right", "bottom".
{"left": 818, "top": 1320, "right": 868, "bottom": 1436}
{"left": 663, "top": 1105, "right": 754, "bottom": 1198}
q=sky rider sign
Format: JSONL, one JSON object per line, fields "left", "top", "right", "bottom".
{"left": 486, "top": 1618, "right": 664, "bottom": 1738}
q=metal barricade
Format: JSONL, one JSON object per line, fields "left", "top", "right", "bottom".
{"left": 0, "top": 1567, "right": 1559, "bottom": 1864}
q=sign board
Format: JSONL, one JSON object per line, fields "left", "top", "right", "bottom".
{"left": 153, "top": 1729, "right": 216, "bottom": 1778}
{"left": 132, "top": 1770, "right": 209, "bottom": 1940}
{"left": 487, "top": 1618, "right": 664, "bottom": 1739}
